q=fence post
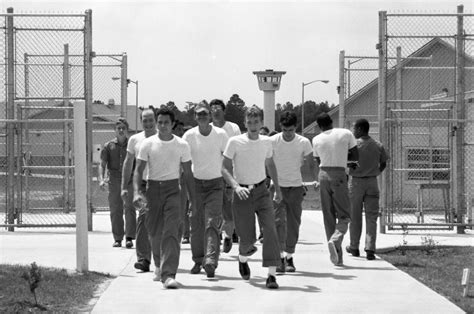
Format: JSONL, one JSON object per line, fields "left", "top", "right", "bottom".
{"left": 339, "top": 50, "right": 345, "bottom": 128}
{"left": 63, "top": 44, "right": 71, "bottom": 213}
{"left": 378, "top": 10, "right": 387, "bottom": 234}
{"left": 121, "top": 53, "right": 128, "bottom": 118}
{"left": 74, "top": 101, "right": 89, "bottom": 272}
{"left": 6, "top": 7, "right": 15, "bottom": 231}
{"left": 455, "top": 4, "right": 466, "bottom": 234}
{"left": 84, "top": 9, "right": 94, "bottom": 231}
{"left": 23, "top": 53, "right": 30, "bottom": 222}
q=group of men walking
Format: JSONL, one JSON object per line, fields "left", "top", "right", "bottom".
{"left": 99, "top": 100, "right": 387, "bottom": 289}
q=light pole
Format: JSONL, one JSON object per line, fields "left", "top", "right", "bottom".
{"left": 301, "top": 79, "right": 329, "bottom": 136}
{"left": 112, "top": 77, "right": 139, "bottom": 133}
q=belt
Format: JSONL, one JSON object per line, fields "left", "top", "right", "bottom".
{"left": 239, "top": 179, "right": 266, "bottom": 190}
{"left": 353, "top": 176, "right": 376, "bottom": 179}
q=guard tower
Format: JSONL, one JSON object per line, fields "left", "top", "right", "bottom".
{"left": 253, "top": 69, "right": 286, "bottom": 130}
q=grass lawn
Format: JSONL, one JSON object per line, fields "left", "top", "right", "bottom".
{"left": 0, "top": 264, "right": 113, "bottom": 313}
{"left": 379, "top": 246, "right": 474, "bottom": 313}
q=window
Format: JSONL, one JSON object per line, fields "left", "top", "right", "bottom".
{"left": 406, "top": 148, "right": 450, "bottom": 181}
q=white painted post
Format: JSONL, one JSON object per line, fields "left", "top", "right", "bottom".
{"left": 462, "top": 268, "right": 471, "bottom": 297}
{"left": 74, "top": 101, "right": 89, "bottom": 272}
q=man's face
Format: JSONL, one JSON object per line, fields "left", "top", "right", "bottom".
{"left": 245, "top": 115, "right": 263, "bottom": 134}
{"left": 157, "top": 114, "right": 174, "bottom": 135}
{"left": 211, "top": 104, "right": 225, "bottom": 120}
{"left": 141, "top": 110, "right": 156, "bottom": 133}
{"left": 353, "top": 125, "right": 362, "bottom": 139}
{"left": 173, "top": 125, "right": 185, "bottom": 137}
{"left": 195, "top": 110, "right": 211, "bottom": 126}
{"left": 281, "top": 124, "right": 296, "bottom": 141}
{"left": 115, "top": 122, "right": 128, "bottom": 138}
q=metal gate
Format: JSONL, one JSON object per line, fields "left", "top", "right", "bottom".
{"left": 0, "top": 9, "right": 93, "bottom": 229}
{"left": 379, "top": 5, "right": 474, "bottom": 231}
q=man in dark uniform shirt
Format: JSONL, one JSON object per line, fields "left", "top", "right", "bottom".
{"left": 99, "top": 118, "right": 136, "bottom": 248}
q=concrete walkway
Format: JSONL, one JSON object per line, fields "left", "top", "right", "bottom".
{"left": 2, "top": 210, "right": 470, "bottom": 313}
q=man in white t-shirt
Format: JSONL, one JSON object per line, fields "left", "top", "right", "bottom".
{"left": 270, "top": 111, "right": 316, "bottom": 273}
{"left": 222, "top": 105, "right": 282, "bottom": 289}
{"left": 121, "top": 107, "right": 157, "bottom": 273}
{"left": 183, "top": 102, "right": 229, "bottom": 278}
{"left": 134, "top": 107, "right": 195, "bottom": 289}
{"left": 210, "top": 99, "right": 241, "bottom": 252}
{"left": 312, "top": 113, "right": 358, "bottom": 266}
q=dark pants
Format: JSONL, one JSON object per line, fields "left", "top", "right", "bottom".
{"left": 349, "top": 177, "right": 379, "bottom": 252}
{"left": 221, "top": 185, "right": 234, "bottom": 238}
{"left": 275, "top": 186, "right": 305, "bottom": 254}
{"left": 136, "top": 181, "right": 151, "bottom": 264}
{"left": 319, "top": 168, "right": 351, "bottom": 247}
{"left": 108, "top": 175, "right": 136, "bottom": 241}
{"left": 145, "top": 179, "right": 181, "bottom": 281}
{"left": 190, "top": 177, "right": 224, "bottom": 267}
{"left": 232, "top": 183, "right": 280, "bottom": 267}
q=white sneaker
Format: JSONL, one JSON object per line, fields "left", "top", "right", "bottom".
{"left": 153, "top": 268, "right": 161, "bottom": 281}
{"left": 163, "top": 277, "right": 179, "bottom": 289}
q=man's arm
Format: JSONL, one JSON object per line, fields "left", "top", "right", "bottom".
{"left": 181, "top": 161, "right": 196, "bottom": 210}
{"left": 302, "top": 152, "right": 320, "bottom": 189}
{"left": 265, "top": 157, "right": 281, "bottom": 204}
{"left": 133, "top": 159, "right": 147, "bottom": 204}
{"left": 314, "top": 157, "right": 321, "bottom": 184}
{"left": 348, "top": 145, "right": 359, "bottom": 162}
{"left": 98, "top": 159, "right": 108, "bottom": 190}
{"left": 379, "top": 161, "right": 387, "bottom": 173}
{"left": 222, "top": 156, "right": 250, "bottom": 200}
{"left": 121, "top": 151, "right": 135, "bottom": 200}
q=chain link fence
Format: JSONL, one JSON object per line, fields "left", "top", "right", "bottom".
{"left": 379, "top": 6, "right": 474, "bottom": 231}
{"left": 0, "top": 9, "right": 92, "bottom": 229}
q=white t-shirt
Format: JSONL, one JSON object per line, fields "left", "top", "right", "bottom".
{"left": 127, "top": 131, "right": 149, "bottom": 180}
{"left": 137, "top": 134, "right": 191, "bottom": 181}
{"left": 223, "top": 134, "right": 272, "bottom": 185}
{"left": 219, "top": 121, "right": 241, "bottom": 138}
{"left": 271, "top": 133, "right": 313, "bottom": 187}
{"left": 183, "top": 125, "right": 228, "bottom": 180}
{"left": 312, "top": 128, "right": 357, "bottom": 168}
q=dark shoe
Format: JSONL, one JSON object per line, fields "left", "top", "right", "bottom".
{"left": 345, "top": 245, "right": 360, "bottom": 257}
{"left": 232, "top": 231, "right": 239, "bottom": 243}
{"left": 328, "top": 241, "right": 343, "bottom": 266}
{"left": 276, "top": 258, "right": 286, "bottom": 273}
{"left": 366, "top": 250, "right": 376, "bottom": 260}
{"left": 125, "top": 240, "right": 133, "bottom": 249}
{"left": 223, "top": 237, "right": 232, "bottom": 253}
{"left": 204, "top": 264, "right": 215, "bottom": 278}
{"left": 266, "top": 275, "right": 279, "bottom": 289}
{"left": 285, "top": 257, "right": 296, "bottom": 272}
{"left": 134, "top": 260, "right": 150, "bottom": 272}
{"left": 258, "top": 233, "right": 264, "bottom": 244}
{"left": 238, "top": 261, "right": 250, "bottom": 280}
{"left": 190, "top": 263, "right": 202, "bottom": 274}
{"left": 181, "top": 237, "right": 190, "bottom": 244}
{"left": 113, "top": 241, "right": 122, "bottom": 248}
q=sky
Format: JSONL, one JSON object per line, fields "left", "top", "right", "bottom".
{"left": 3, "top": 0, "right": 472, "bottom": 110}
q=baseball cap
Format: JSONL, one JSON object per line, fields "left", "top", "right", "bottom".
{"left": 195, "top": 101, "right": 210, "bottom": 113}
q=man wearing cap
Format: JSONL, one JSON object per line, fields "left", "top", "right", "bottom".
{"left": 210, "top": 98, "right": 241, "bottom": 253}
{"left": 183, "top": 101, "right": 229, "bottom": 278}
{"left": 222, "top": 105, "right": 282, "bottom": 289}
{"left": 99, "top": 118, "right": 136, "bottom": 249}
{"left": 134, "top": 107, "right": 195, "bottom": 289}
{"left": 312, "top": 113, "right": 358, "bottom": 266}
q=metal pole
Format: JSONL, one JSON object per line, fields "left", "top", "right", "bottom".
{"left": 74, "top": 101, "right": 89, "bottom": 272}
{"left": 339, "top": 50, "right": 345, "bottom": 128}
{"left": 84, "top": 9, "right": 94, "bottom": 231}
{"left": 23, "top": 53, "right": 29, "bottom": 224}
{"left": 63, "top": 44, "right": 71, "bottom": 213}
{"left": 456, "top": 4, "right": 466, "bottom": 233}
{"left": 135, "top": 80, "right": 139, "bottom": 132}
{"left": 301, "top": 82, "right": 305, "bottom": 135}
{"left": 378, "top": 11, "right": 387, "bottom": 234}
{"left": 6, "top": 7, "right": 15, "bottom": 231}
{"left": 121, "top": 53, "right": 128, "bottom": 118}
